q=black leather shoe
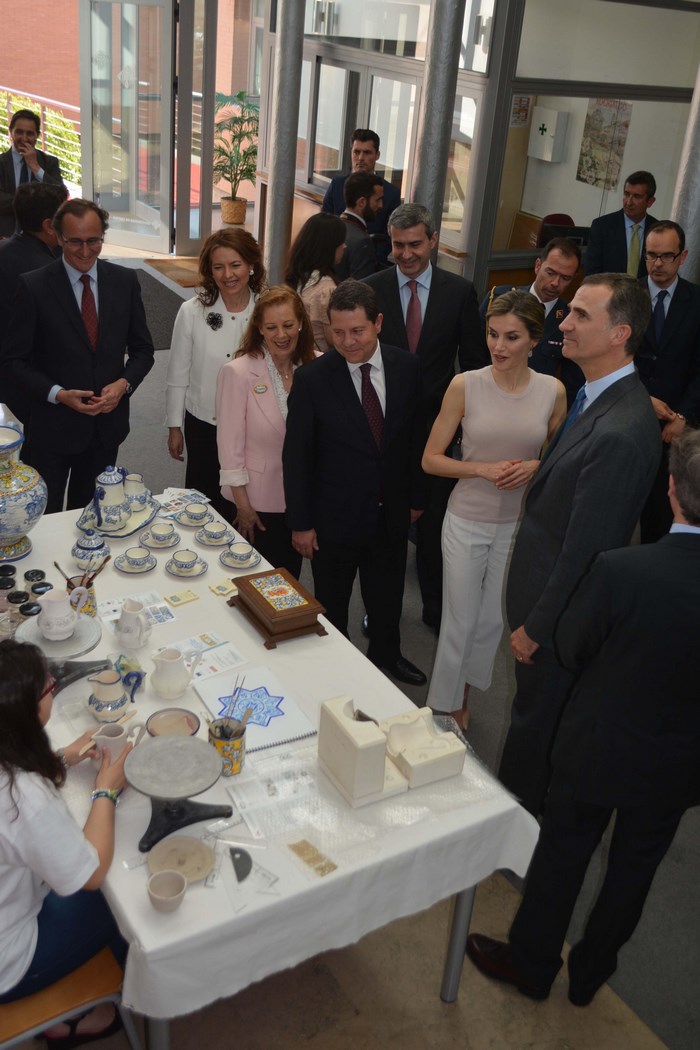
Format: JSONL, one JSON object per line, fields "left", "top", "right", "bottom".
{"left": 374, "top": 656, "right": 427, "bottom": 686}
{"left": 466, "top": 934, "right": 550, "bottom": 1000}
{"left": 361, "top": 614, "right": 369, "bottom": 637}
{"left": 568, "top": 986, "right": 596, "bottom": 1007}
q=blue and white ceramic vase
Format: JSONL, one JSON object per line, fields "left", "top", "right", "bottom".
{"left": 0, "top": 424, "right": 48, "bottom": 562}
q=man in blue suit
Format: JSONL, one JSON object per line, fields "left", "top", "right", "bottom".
{"left": 584, "top": 170, "right": 658, "bottom": 277}
{"left": 480, "top": 237, "right": 583, "bottom": 407}
{"left": 322, "top": 129, "right": 401, "bottom": 266}
{"left": 0, "top": 110, "right": 66, "bottom": 238}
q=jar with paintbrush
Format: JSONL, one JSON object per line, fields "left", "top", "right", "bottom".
{"left": 207, "top": 673, "right": 252, "bottom": 777}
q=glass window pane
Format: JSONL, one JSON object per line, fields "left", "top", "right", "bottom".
{"left": 443, "top": 96, "right": 477, "bottom": 234}
{"left": 493, "top": 95, "right": 690, "bottom": 252}
{"left": 313, "top": 65, "right": 347, "bottom": 178}
{"left": 368, "top": 76, "right": 415, "bottom": 200}
{"left": 304, "top": 0, "right": 430, "bottom": 58}
{"left": 518, "top": 0, "right": 700, "bottom": 89}
{"left": 460, "top": 0, "right": 495, "bottom": 73}
{"left": 296, "top": 60, "right": 312, "bottom": 181}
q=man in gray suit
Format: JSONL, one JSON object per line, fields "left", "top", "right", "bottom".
{"left": 499, "top": 273, "right": 661, "bottom": 816}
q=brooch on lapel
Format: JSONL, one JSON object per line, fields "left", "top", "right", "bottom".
{"left": 253, "top": 384, "right": 267, "bottom": 394}
{"left": 206, "top": 312, "right": 223, "bottom": 331}
{"left": 555, "top": 309, "right": 565, "bottom": 320}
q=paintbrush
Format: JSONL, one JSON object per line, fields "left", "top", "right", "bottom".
{"left": 85, "top": 555, "right": 111, "bottom": 588}
{"left": 53, "top": 561, "right": 72, "bottom": 587}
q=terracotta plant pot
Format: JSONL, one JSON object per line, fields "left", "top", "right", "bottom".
{"left": 221, "top": 197, "right": 248, "bottom": 224}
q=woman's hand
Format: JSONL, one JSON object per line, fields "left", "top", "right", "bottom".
{"left": 94, "top": 745, "right": 132, "bottom": 794}
{"left": 167, "top": 426, "right": 184, "bottom": 461}
{"left": 235, "top": 505, "right": 265, "bottom": 543}
{"left": 495, "top": 459, "right": 539, "bottom": 490}
{"left": 62, "top": 729, "right": 99, "bottom": 767}
{"left": 478, "top": 460, "right": 519, "bottom": 485}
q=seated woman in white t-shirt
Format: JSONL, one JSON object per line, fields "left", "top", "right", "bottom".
{"left": 0, "top": 640, "right": 130, "bottom": 1045}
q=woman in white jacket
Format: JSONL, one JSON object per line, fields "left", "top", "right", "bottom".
{"left": 166, "top": 229, "right": 267, "bottom": 518}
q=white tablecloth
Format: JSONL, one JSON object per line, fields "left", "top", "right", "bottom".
{"left": 29, "top": 503, "right": 538, "bottom": 1019}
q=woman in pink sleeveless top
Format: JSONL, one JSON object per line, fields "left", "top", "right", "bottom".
{"left": 423, "top": 290, "right": 566, "bottom": 730}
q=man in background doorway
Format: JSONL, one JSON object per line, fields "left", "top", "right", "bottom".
{"left": 0, "top": 109, "right": 66, "bottom": 238}
{"left": 334, "top": 171, "right": 384, "bottom": 281}
{"left": 584, "top": 170, "right": 658, "bottom": 278}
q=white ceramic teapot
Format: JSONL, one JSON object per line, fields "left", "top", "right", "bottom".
{"left": 37, "top": 587, "right": 88, "bottom": 641}
{"left": 151, "top": 648, "right": 203, "bottom": 701}
{"left": 113, "top": 599, "right": 152, "bottom": 650}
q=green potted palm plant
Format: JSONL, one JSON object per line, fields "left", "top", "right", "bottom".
{"left": 213, "top": 90, "right": 260, "bottom": 225}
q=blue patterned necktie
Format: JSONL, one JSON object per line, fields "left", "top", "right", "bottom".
{"left": 558, "top": 385, "right": 587, "bottom": 441}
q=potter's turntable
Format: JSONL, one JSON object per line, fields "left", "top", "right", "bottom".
{"left": 125, "top": 736, "right": 232, "bottom": 851}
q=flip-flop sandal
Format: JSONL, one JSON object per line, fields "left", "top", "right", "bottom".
{"left": 44, "top": 1006, "right": 123, "bottom": 1049}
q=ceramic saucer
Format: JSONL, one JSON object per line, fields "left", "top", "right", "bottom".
{"left": 165, "top": 555, "right": 208, "bottom": 578}
{"left": 194, "top": 527, "right": 234, "bottom": 546}
{"left": 147, "top": 835, "right": 215, "bottom": 883}
{"left": 219, "top": 550, "right": 262, "bottom": 571}
{"left": 174, "top": 510, "right": 214, "bottom": 529}
{"left": 114, "top": 552, "right": 157, "bottom": 575}
{"left": 139, "top": 528, "right": 181, "bottom": 550}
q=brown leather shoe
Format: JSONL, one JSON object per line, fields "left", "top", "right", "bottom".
{"left": 466, "top": 934, "right": 550, "bottom": 1000}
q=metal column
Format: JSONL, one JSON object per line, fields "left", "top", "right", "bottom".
{"left": 411, "top": 0, "right": 467, "bottom": 242}
{"left": 264, "top": 0, "right": 305, "bottom": 284}
{"left": 672, "top": 61, "right": 700, "bottom": 284}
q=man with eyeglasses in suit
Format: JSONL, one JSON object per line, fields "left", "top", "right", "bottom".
{"left": 635, "top": 219, "right": 700, "bottom": 540}
{"left": 1, "top": 198, "right": 154, "bottom": 512}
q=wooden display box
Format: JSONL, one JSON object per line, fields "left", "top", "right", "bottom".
{"left": 227, "top": 567, "right": 327, "bottom": 649}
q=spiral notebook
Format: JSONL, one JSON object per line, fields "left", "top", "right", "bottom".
{"left": 195, "top": 665, "right": 317, "bottom": 753}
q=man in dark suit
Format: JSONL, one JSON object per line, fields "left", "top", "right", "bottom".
{"left": 0, "top": 110, "right": 66, "bottom": 238}
{"left": 499, "top": 273, "right": 661, "bottom": 816}
{"left": 480, "top": 237, "right": 583, "bottom": 407}
{"left": 467, "top": 427, "right": 700, "bottom": 1006}
{"left": 283, "top": 279, "right": 426, "bottom": 686}
{"left": 0, "top": 181, "right": 69, "bottom": 424}
{"left": 584, "top": 170, "right": 658, "bottom": 277}
{"left": 334, "top": 171, "right": 383, "bottom": 282}
{"left": 322, "top": 128, "right": 401, "bottom": 266}
{"left": 1, "top": 198, "right": 154, "bottom": 512}
{"left": 635, "top": 220, "right": 700, "bottom": 541}
{"left": 365, "top": 202, "right": 486, "bottom": 628}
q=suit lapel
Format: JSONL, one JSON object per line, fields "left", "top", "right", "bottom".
{"left": 379, "top": 270, "right": 407, "bottom": 345}
{"left": 326, "top": 349, "right": 380, "bottom": 454}
{"left": 95, "top": 260, "right": 112, "bottom": 350}
{"left": 249, "top": 358, "right": 286, "bottom": 438}
{"left": 534, "top": 373, "right": 638, "bottom": 485}
{"left": 419, "top": 267, "right": 445, "bottom": 354}
{"left": 657, "top": 278, "right": 689, "bottom": 351}
{"left": 46, "top": 261, "right": 94, "bottom": 352}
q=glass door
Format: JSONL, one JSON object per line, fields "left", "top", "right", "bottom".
{"left": 79, "top": 0, "right": 174, "bottom": 253}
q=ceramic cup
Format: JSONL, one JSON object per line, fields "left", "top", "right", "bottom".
{"left": 147, "top": 708, "right": 200, "bottom": 737}
{"left": 147, "top": 870, "right": 187, "bottom": 913}
{"left": 67, "top": 576, "right": 97, "bottom": 617}
{"left": 150, "top": 522, "right": 175, "bottom": 545}
{"left": 227, "top": 541, "right": 253, "bottom": 564}
{"left": 208, "top": 719, "right": 246, "bottom": 777}
{"left": 184, "top": 503, "right": 208, "bottom": 523}
{"left": 172, "top": 549, "right": 197, "bottom": 571}
{"left": 124, "top": 546, "right": 151, "bottom": 569}
{"left": 202, "top": 521, "right": 228, "bottom": 541}
{"left": 91, "top": 720, "right": 145, "bottom": 765}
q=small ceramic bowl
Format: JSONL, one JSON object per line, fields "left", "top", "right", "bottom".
{"left": 184, "top": 503, "right": 208, "bottom": 523}
{"left": 227, "top": 541, "right": 253, "bottom": 564}
{"left": 124, "top": 546, "right": 151, "bottom": 569}
{"left": 147, "top": 870, "right": 187, "bottom": 912}
{"left": 172, "top": 549, "right": 198, "bottom": 571}
{"left": 146, "top": 708, "right": 200, "bottom": 737}
{"left": 150, "top": 522, "right": 175, "bottom": 545}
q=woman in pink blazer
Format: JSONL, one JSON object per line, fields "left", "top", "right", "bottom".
{"left": 216, "top": 286, "right": 317, "bottom": 575}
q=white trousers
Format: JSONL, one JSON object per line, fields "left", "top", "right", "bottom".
{"left": 427, "top": 511, "right": 517, "bottom": 711}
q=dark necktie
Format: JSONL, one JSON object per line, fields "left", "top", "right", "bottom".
{"left": 653, "top": 289, "right": 667, "bottom": 343}
{"left": 19, "top": 159, "right": 29, "bottom": 184}
{"left": 406, "top": 279, "right": 422, "bottom": 354}
{"left": 360, "top": 363, "right": 384, "bottom": 448}
{"left": 80, "top": 274, "right": 99, "bottom": 350}
{"left": 557, "top": 385, "right": 587, "bottom": 442}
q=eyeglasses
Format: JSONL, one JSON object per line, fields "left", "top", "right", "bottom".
{"left": 60, "top": 237, "right": 104, "bottom": 249}
{"left": 38, "top": 675, "right": 57, "bottom": 702}
{"left": 643, "top": 251, "right": 682, "bottom": 264}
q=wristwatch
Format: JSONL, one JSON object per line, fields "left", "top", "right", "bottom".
{"left": 123, "top": 379, "right": 134, "bottom": 396}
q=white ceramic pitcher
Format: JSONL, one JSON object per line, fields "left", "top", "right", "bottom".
{"left": 151, "top": 648, "right": 203, "bottom": 700}
{"left": 37, "top": 587, "right": 88, "bottom": 641}
{"left": 114, "top": 599, "right": 152, "bottom": 649}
